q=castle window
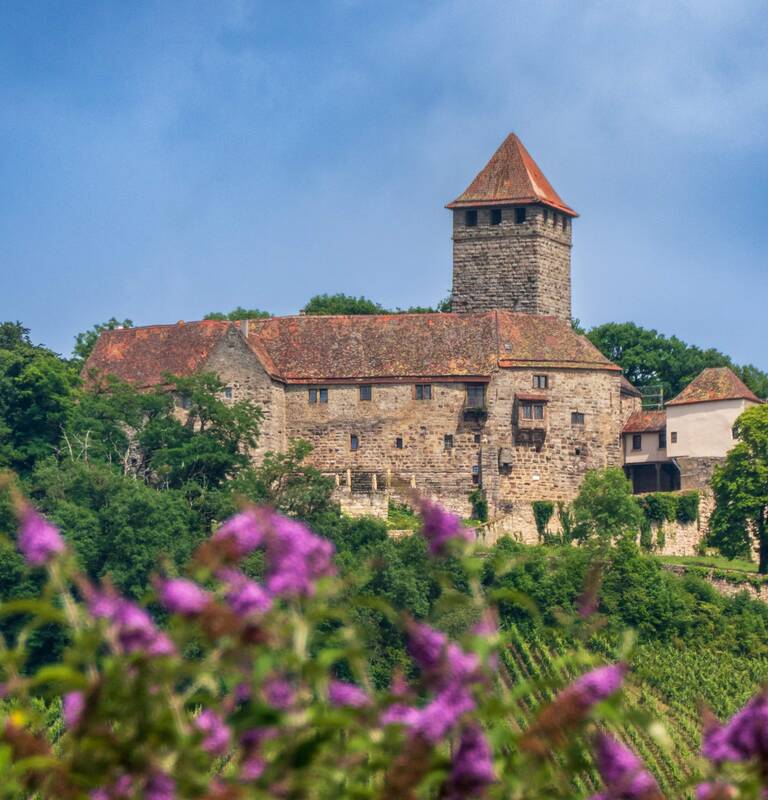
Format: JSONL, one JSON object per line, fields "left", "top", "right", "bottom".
{"left": 515, "top": 207, "right": 527, "bottom": 224}
{"left": 466, "top": 383, "right": 485, "bottom": 408}
{"left": 395, "top": 436, "right": 403, "bottom": 449}
{"left": 415, "top": 384, "right": 432, "bottom": 400}
{"left": 350, "top": 434, "right": 359, "bottom": 451}
{"left": 659, "top": 431, "right": 667, "bottom": 449}
{"left": 444, "top": 434, "right": 454, "bottom": 450}
{"left": 533, "top": 375, "right": 548, "bottom": 389}
{"left": 224, "top": 386, "right": 233, "bottom": 400}
{"left": 671, "top": 432, "right": 678, "bottom": 444}
{"left": 474, "top": 433, "right": 481, "bottom": 444}
{"left": 359, "top": 384, "right": 372, "bottom": 401}
{"left": 490, "top": 208, "right": 502, "bottom": 226}
{"left": 522, "top": 402, "right": 544, "bottom": 420}
{"left": 309, "top": 387, "right": 328, "bottom": 403}
{"left": 465, "top": 209, "right": 478, "bottom": 227}
{"left": 632, "top": 434, "right": 642, "bottom": 451}
{"left": 571, "top": 412, "right": 585, "bottom": 426}
{"left": 472, "top": 464, "right": 480, "bottom": 485}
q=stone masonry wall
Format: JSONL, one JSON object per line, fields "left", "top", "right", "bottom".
{"left": 206, "top": 328, "right": 286, "bottom": 461}
{"left": 451, "top": 204, "right": 572, "bottom": 320}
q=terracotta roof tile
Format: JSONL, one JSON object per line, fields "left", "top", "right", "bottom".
{"left": 84, "top": 312, "right": 620, "bottom": 387}
{"left": 84, "top": 321, "right": 230, "bottom": 388}
{"left": 667, "top": 367, "right": 762, "bottom": 407}
{"left": 447, "top": 133, "right": 577, "bottom": 216}
{"left": 623, "top": 410, "right": 667, "bottom": 434}
{"left": 620, "top": 375, "right": 643, "bottom": 398}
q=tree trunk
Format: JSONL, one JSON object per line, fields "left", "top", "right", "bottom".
{"left": 758, "top": 508, "right": 768, "bottom": 574}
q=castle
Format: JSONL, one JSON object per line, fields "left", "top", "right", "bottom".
{"left": 86, "top": 133, "right": 642, "bottom": 539}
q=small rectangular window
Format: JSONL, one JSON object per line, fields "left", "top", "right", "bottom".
{"left": 466, "top": 383, "right": 485, "bottom": 408}
{"left": 465, "top": 209, "right": 478, "bottom": 227}
{"left": 515, "top": 207, "right": 526, "bottom": 224}
{"left": 471, "top": 464, "right": 480, "bottom": 485}
{"left": 359, "top": 384, "right": 372, "bottom": 401}
{"left": 444, "top": 434, "right": 454, "bottom": 450}
{"left": 350, "top": 434, "right": 359, "bottom": 451}
{"left": 671, "top": 432, "right": 678, "bottom": 444}
{"left": 490, "top": 208, "right": 502, "bottom": 225}
{"left": 659, "top": 431, "right": 667, "bottom": 449}
{"left": 533, "top": 375, "right": 549, "bottom": 389}
{"left": 474, "top": 433, "right": 481, "bottom": 444}
{"left": 533, "top": 403, "right": 544, "bottom": 420}
{"left": 571, "top": 412, "right": 585, "bottom": 426}
{"left": 632, "top": 434, "right": 642, "bottom": 451}
{"left": 415, "top": 384, "right": 432, "bottom": 400}
{"left": 395, "top": 436, "right": 403, "bottom": 449}
{"left": 319, "top": 387, "right": 328, "bottom": 403}
{"left": 224, "top": 386, "right": 233, "bottom": 399}
{"left": 522, "top": 402, "right": 533, "bottom": 420}
{"left": 308, "top": 387, "right": 317, "bottom": 404}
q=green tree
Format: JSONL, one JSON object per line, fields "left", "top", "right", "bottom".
{"left": 0, "top": 325, "right": 79, "bottom": 474}
{"left": 302, "top": 293, "right": 388, "bottom": 315}
{"left": 572, "top": 467, "right": 644, "bottom": 541}
{"left": 586, "top": 322, "right": 767, "bottom": 400}
{"left": 204, "top": 307, "right": 271, "bottom": 320}
{"left": 72, "top": 317, "right": 133, "bottom": 364}
{"left": 709, "top": 404, "right": 768, "bottom": 572}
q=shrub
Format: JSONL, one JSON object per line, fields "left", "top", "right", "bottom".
{"left": 469, "top": 488, "right": 489, "bottom": 522}
{"left": 641, "top": 493, "right": 678, "bottom": 525}
{"left": 532, "top": 500, "right": 555, "bottom": 540}
{"left": 676, "top": 491, "right": 700, "bottom": 525}
{"left": 639, "top": 517, "right": 653, "bottom": 551}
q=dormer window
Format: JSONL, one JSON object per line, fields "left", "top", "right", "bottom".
{"left": 465, "top": 209, "right": 478, "bottom": 227}
{"left": 490, "top": 208, "right": 502, "bottom": 226}
{"left": 515, "top": 207, "right": 526, "bottom": 224}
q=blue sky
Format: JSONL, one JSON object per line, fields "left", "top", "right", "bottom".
{"left": 1, "top": 1, "right": 767, "bottom": 367}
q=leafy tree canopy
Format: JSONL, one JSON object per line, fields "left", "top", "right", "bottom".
{"left": 72, "top": 317, "right": 133, "bottom": 364}
{"left": 204, "top": 307, "right": 271, "bottom": 320}
{"left": 301, "top": 293, "right": 388, "bottom": 315}
{"left": 572, "top": 467, "right": 644, "bottom": 542}
{"left": 586, "top": 321, "right": 768, "bottom": 401}
{"left": 709, "top": 404, "right": 768, "bottom": 572}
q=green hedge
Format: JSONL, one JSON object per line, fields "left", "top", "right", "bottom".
{"left": 636, "top": 491, "right": 700, "bottom": 526}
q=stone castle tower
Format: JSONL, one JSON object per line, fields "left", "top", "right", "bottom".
{"left": 448, "top": 133, "right": 577, "bottom": 320}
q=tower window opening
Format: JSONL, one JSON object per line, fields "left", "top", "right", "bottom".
{"left": 465, "top": 209, "right": 478, "bottom": 227}
{"left": 571, "top": 412, "right": 585, "bottom": 426}
{"left": 350, "top": 434, "right": 359, "bottom": 451}
{"left": 359, "top": 384, "right": 372, "bottom": 401}
{"left": 515, "top": 207, "right": 527, "bottom": 224}
{"left": 533, "top": 375, "right": 549, "bottom": 389}
{"left": 472, "top": 464, "right": 480, "bottom": 485}
{"left": 490, "top": 208, "right": 502, "bottom": 225}
{"left": 671, "top": 432, "right": 678, "bottom": 444}
{"left": 395, "top": 436, "right": 403, "bottom": 449}
{"left": 444, "top": 434, "right": 454, "bottom": 450}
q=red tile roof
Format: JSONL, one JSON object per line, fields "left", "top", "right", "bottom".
{"left": 623, "top": 410, "right": 667, "bottom": 434}
{"left": 447, "top": 133, "right": 577, "bottom": 216}
{"left": 620, "top": 376, "right": 643, "bottom": 398}
{"left": 667, "top": 367, "right": 762, "bottom": 407}
{"left": 84, "top": 312, "right": 619, "bottom": 387}
{"left": 84, "top": 321, "right": 230, "bottom": 388}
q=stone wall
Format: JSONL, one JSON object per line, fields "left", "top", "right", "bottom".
{"left": 206, "top": 328, "right": 287, "bottom": 460}
{"left": 676, "top": 456, "right": 725, "bottom": 490}
{"left": 650, "top": 490, "right": 714, "bottom": 556}
{"left": 451, "top": 204, "right": 572, "bottom": 320}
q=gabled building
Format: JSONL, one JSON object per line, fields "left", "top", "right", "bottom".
{"left": 85, "top": 133, "right": 631, "bottom": 537}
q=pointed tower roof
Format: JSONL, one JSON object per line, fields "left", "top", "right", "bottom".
{"left": 667, "top": 367, "right": 762, "bottom": 407}
{"left": 447, "top": 133, "right": 577, "bottom": 215}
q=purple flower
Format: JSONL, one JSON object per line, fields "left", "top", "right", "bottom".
{"left": 90, "top": 775, "right": 133, "bottom": 800}
{"left": 696, "top": 783, "right": 736, "bottom": 800}
{"left": 88, "top": 590, "right": 175, "bottom": 657}
{"left": 158, "top": 578, "right": 209, "bottom": 616}
{"left": 441, "top": 724, "right": 495, "bottom": 799}
{"left": 263, "top": 676, "right": 294, "bottom": 709}
{"left": 589, "top": 733, "right": 660, "bottom": 800}
{"left": 329, "top": 679, "right": 371, "bottom": 708}
{"left": 702, "top": 691, "right": 768, "bottom": 763}
{"left": 63, "top": 691, "right": 85, "bottom": 729}
{"left": 195, "top": 709, "right": 231, "bottom": 756}
{"left": 219, "top": 569, "right": 272, "bottom": 617}
{"left": 407, "top": 622, "right": 479, "bottom": 690}
{"left": 562, "top": 663, "right": 627, "bottom": 710}
{"left": 383, "top": 685, "right": 476, "bottom": 744}
{"left": 145, "top": 771, "right": 176, "bottom": 800}
{"left": 418, "top": 498, "right": 472, "bottom": 556}
{"left": 264, "top": 514, "right": 335, "bottom": 597}
{"left": 241, "top": 756, "right": 265, "bottom": 781}
{"left": 213, "top": 510, "right": 264, "bottom": 556}
{"left": 18, "top": 507, "right": 65, "bottom": 566}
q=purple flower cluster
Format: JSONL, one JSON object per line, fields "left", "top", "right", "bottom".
{"left": 702, "top": 691, "right": 768, "bottom": 764}
{"left": 90, "top": 775, "right": 133, "bottom": 800}
{"left": 158, "top": 578, "right": 209, "bottom": 616}
{"left": 329, "top": 679, "right": 371, "bottom": 709}
{"left": 145, "top": 771, "right": 176, "bottom": 800}
{"left": 696, "top": 782, "right": 737, "bottom": 800}
{"left": 441, "top": 724, "right": 495, "bottom": 800}
{"left": 63, "top": 690, "right": 85, "bottom": 729}
{"left": 263, "top": 675, "right": 294, "bottom": 709}
{"left": 213, "top": 509, "right": 264, "bottom": 555}
{"left": 418, "top": 498, "right": 472, "bottom": 556}
{"left": 220, "top": 569, "right": 272, "bottom": 617}
{"left": 589, "top": 733, "right": 661, "bottom": 800}
{"left": 88, "top": 590, "right": 174, "bottom": 657}
{"left": 18, "top": 507, "right": 65, "bottom": 566}
{"left": 563, "top": 663, "right": 627, "bottom": 710}
{"left": 195, "top": 709, "right": 232, "bottom": 756}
